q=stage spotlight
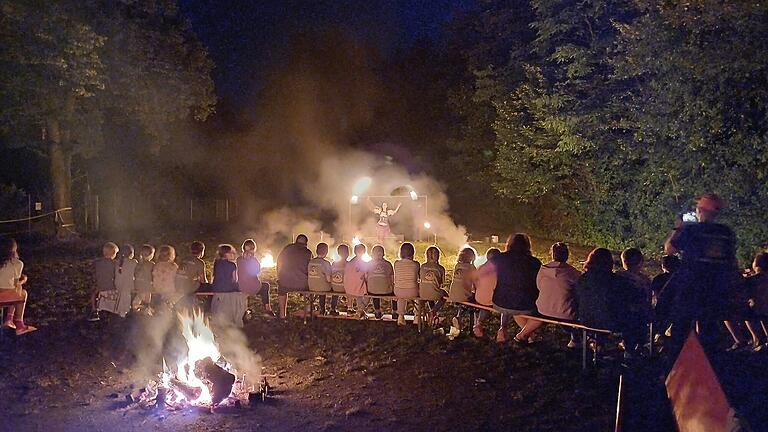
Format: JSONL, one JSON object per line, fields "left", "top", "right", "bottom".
{"left": 350, "top": 195, "right": 359, "bottom": 204}
{"left": 423, "top": 221, "right": 431, "bottom": 229}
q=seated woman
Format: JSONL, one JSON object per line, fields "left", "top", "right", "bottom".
{"left": 0, "top": 238, "right": 36, "bottom": 335}
{"left": 211, "top": 244, "right": 247, "bottom": 328}
{"left": 576, "top": 248, "right": 641, "bottom": 355}
{"left": 469, "top": 247, "right": 501, "bottom": 337}
{"left": 534, "top": 242, "right": 581, "bottom": 348}
{"left": 367, "top": 245, "right": 394, "bottom": 320}
{"left": 491, "top": 234, "right": 542, "bottom": 344}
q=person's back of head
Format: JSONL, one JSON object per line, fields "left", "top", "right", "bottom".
{"left": 506, "top": 233, "right": 532, "bottom": 255}
{"left": 316, "top": 242, "right": 329, "bottom": 258}
{"left": 103, "top": 242, "right": 119, "bottom": 259}
{"left": 217, "top": 244, "right": 236, "bottom": 260}
{"left": 425, "top": 246, "right": 441, "bottom": 263}
{"left": 372, "top": 245, "right": 385, "bottom": 260}
{"left": 458, "top": 247, "right": 476, "bottom": 265}
{"left": 754, "top": 252, "right": 768, "bottom": 274}
{"left": 296, "top": 234, "right": 308, "bottom": 246}
{"left": 584, "top": 248, "right": 614, "bottom": 273}
{"left": 353, "top": 243, "right": 366, "bottom": 257}
{"left": 621, "top": 248, "right": 644, "bottom": 271}
{"left": 551, "top": 242, "right": 569, "bottom": 263}
{"left": 337, "top": 244, "right": 350, "bottom": 260}
{"left": 190, "top": 241, "right": 205, "bottom": 258}
{"left": 486, "top": 247, "right": 501, "bottom": 261}
{"left": 400, "top": 242, "right": 415, "bottom": 260}
{"left": 695, "top": 193, "right": 724, "bottom": 223}
{"left": 156, "top": 245, "right": 175, "bottom": 263}
{"left": 661, "top": 254, "right": 681, "bottom": 273}
{"left": 139, "top": 244, "right": 155, "bottom": 262}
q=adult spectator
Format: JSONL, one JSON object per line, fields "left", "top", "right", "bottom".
{"left": 575, "top": 248, "right": 621, "bottom": 331}
{"left": 0, "top": 238, "right": 36, "bottom": 335}
{"left": 491, "top": 234, "right": 542, "bottom": 344}
{"left": 534, "top": 242, "right": 581, "bottom": 348}
{"left": 651, "top": 255, "right": 681, "bottom": 310}
{"left": 663, "top": 193, "right": 741, "bottom": 351}
{"left": 276, "top": 234, "right": 312, "bottom": 319}
{"left": 617, "top": 248, "right": 653, "bottom": 355}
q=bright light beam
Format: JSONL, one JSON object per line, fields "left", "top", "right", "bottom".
{"left": 409, "top": 190, "right": 418, "bottom": 201}
{"left": 352, "top": 177, "right": 372, "bottom": 195}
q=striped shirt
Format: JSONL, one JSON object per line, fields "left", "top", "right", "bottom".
{"left": 394, "top": 259, "right": 420, "bottom": 292}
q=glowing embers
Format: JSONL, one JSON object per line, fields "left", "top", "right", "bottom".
{"left": 138, "top": 309, "right": 249, "bottom": 410}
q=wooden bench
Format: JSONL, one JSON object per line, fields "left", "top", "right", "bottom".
{"left": 288, "top": 291, "right": 426, "bottom": 330}
{"left": 451, "top": 301, "right": 617, "bottom": 370}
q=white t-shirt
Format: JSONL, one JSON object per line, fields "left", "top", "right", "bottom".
{"left": 0, "top": 258, "right": 22, "bottom": 290}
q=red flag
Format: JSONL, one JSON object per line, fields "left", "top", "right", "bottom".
{"left": 665, "top": 330, "right": 739, "bottom": 432}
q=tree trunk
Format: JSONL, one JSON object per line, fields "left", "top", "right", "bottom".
{"left": 48, "top": 118, "right": 75, "bottom": 237}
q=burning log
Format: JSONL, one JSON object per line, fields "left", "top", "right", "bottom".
{"left": 194, "top": 358, "right": 235, "bottom": 405}
{"left": 169, "top": 377, "right": 202, "bottom": 402}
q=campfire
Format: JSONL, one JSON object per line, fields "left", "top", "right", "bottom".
{"left": 136, "top": 309, "right": 267, "bottom": 411}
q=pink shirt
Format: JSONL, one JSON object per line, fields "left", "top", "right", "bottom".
{"left": 473, "top": 261, "right": 497, "bottom": 306}
{"left": 343, "top": 257, "right": 369, "bottom": 296}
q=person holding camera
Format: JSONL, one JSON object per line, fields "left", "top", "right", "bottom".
{"left": 663, "top": 193, "right": 741, "bottom": 352}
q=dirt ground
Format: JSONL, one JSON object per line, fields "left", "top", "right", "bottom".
{"left": 0, "top": 239, "right": 764, "bottom": 432}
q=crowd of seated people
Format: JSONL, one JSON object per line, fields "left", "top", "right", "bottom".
{"left": 3, "top": 193, "right": 765, "bottom": 360}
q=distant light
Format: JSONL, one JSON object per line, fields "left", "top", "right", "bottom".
{"left": 352, "top": 236, "right": 362, "bottom": 246}
{"left": 350, "top": 195, "right": 359, "bottom": 204}
{"left": 261, "top": 252, "right": 276, "bottom": 268}
{"left": 352, "top": 177, "right": 372, "bottom": 195}
{"left": 409, "top": 190, "right": 418, "bottom": 201}
{"left": 362, "top": 252, "right": 372, "bottom": 262}
{"left": 423, "top": 222, "right": 431, "bottom": 229}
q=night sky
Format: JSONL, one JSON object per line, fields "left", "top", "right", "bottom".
{"left": 179, "top": 0, "right": 471, "bottom": 109}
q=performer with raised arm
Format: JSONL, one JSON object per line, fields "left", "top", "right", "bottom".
{"left": 367, "top": 197, "right": 402, "bottom": 243}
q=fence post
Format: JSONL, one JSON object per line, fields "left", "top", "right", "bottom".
{"left": 189, "top": 198, "right": 193, "bottom": 222}
{"left": 225, "top": 199, "right": 230, "bottom": 222}
{"left": 94, "top": 194, "right": 100, "bottom": 232}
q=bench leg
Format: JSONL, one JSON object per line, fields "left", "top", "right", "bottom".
{"left": 582, "top": 329, "right": 588, "bottom": 370}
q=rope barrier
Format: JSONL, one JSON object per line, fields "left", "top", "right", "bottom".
{"left": 0, "top": 207, "right": 72, "bottom": 224}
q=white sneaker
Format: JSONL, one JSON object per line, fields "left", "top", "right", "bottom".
{"left": 567, "top": 339, "right": 577, "bottom": 349}
{"left": 451, "top": 317, "right": 461, "bottom": 331}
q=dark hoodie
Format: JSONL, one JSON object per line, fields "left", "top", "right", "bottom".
{"left": 491, "top": 251, "right": 542, "bottom": 311}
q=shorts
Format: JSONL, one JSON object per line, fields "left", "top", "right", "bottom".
{"left": 278, "top": 285, "right": 306, "bottom": 295}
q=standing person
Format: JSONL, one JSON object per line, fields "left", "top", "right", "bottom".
{"left": 132, "top": 244, "right": 155, "bottom": 312}
{"left": 152, "top": 245, "right": 179, "bottom": 309}
{"left": 0, "top": 238, "right": 36, "bottom": 335}
{"left": 90, "top": 242, "right": 119, "bottom": 321}
{"left": 344, "top": 243, "right": 370, "bottom": 319}
{"left": 394, "top": 242, "right": 420, "bottom": 326}
{"left": 329, "top": 244, "right": 350, "bottom": 316}
{"left": 238, "top": 239, "right": 274, "bottom": 317}
{"left": 368, "top": 198, "right": 402, "bottom": 244}
{"left": 534, "top": 243, "right": 581, "bottom": 347}
{"left": 307, "top": 243, "right": 333, "bottom": 315}
{"left": 663, "top": 193, "right": 740, "bottom": 351}
{"left": 491, "top": 234, "right": 542, "bottom": 344}
{"left": 367, "top": 245, "right": 394, "bottom": 320}
{"left": 420, "top": 246, "right": 447, "bottom": 326}
{"left": 449, "top": 247, "right": 476, "bottom": 331}
{"left": 211, "top": 244, "right": 246, "bottom": 328}
{"left": 114, "top": 244, "right": 138, "bottom": 317}
{"left": 469, "top": 247, "right": 501, "bottom": 337}
{"left": 276, "top": 234, "right": 312, "bottom": 319}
